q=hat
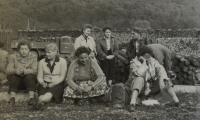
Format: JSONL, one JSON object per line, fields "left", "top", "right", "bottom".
{"left": 132, "top": 27, "right": 142, "bottom": 34}
{"left": 0, "top": 42, "right": 4, "bottom": 48}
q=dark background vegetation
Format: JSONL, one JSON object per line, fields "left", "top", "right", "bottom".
{"left": 1, "top": 0, "right": 200, "bottom": 32}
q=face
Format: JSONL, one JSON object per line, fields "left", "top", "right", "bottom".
{"left": 83, "top": 28, "right": 91, "bottom": 37}
{"left": 46, "top": 49, "right": 57, "bottom": 60}
{"left": 105, "top": 29, "right": 111, "bottom": 38}
{"left": 131, "top": 31, "right": 140, "bottom": 39}
{"left": 19, "top": 45, "right": 30, "bottom": 57}
{"left": 142, "top": 53, "right": 152, "bottom": 60}
{"left": 78, "top": 53, "right": 89, "bottom": 65}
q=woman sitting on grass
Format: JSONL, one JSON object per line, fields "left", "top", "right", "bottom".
{"left": 34, "top": 43, "right": 67, "bottom": 110}
{"left": 64, "top": 46, "right": 107, "bottom": 106}
{"left": 108, "top": 45, "right": 180, "bottom": 111}
{"left": 6, "top": 40, "right": 38, "bottom": 106}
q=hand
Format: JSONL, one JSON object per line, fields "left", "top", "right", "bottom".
{"left": 108, "top": 80, "right": 112, "bottom": 87}
{"left": 139, "top": 56, "right": 146, "bottom": 64}
{"left": 83, "top": 85, "right": 93, "bottom": 93}
{"left": 48, "top": 82, "right": 56, "bottom": 88}
{"left": 89, "top": 52, "right": 95, "bottom": 58}
{"left": 76, "top": 86, "right": 83, "bottom": 94}
{"left": 159, "top": 80, "right": 165, "bottom": 90}
{"left": 106, "top": 55, "right": 114, "bottom": 60}
{"left": 42, "top": 83, "right": 48, "bottom": 88}
{"left": 15, "top": 68, "right": 23, "bottom": 75}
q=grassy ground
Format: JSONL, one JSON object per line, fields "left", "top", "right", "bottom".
{"left": 0, "top": 93, "right": 200, "bottom": 120}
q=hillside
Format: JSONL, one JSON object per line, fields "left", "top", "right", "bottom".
{"left": 0, "top": 0, "right": 200, "bottom": 32}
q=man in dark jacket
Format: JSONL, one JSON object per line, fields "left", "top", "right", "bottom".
{"left": 126, "top": 27, "right": 147, "bottom": 61}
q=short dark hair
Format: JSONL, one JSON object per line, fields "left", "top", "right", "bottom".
{"left": 137, "top": 45, "right": 154, "bottom": 58}
{"left": 75, "top": 46, "right": 90, "bottom": 57}
{"left": 102, "top": 26, "right": 112, "bottom": 32}
{"left": 82, "top": 24, "right": 92, "bottom": 32}
{"left": 17, "top": 40, "right": 32, "bottom": 51}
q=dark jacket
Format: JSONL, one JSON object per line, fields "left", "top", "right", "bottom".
{"left": 126, "top": 38, "right": 147, "bottom": 61}
{"left": 96, "top": 36, "right": 119, "bottom": 60}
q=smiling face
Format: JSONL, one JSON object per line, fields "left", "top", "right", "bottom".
{"left": 104, "top": 29, "right": 112, "bottom": 38}
{"left": 19, "top": 45, "right": 30, "bottom": 57}
{"left": 46, "top": 49, "right": 57, "bottom": 60}
{"left": 78, "top": 53, "right": 89, "bottom": 65}
{"left": 83, "top": 28, "right": 91, "bottom": 37}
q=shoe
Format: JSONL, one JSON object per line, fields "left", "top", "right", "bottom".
{"left": 36, "top": 101, "right": 43, "bottom": 110}
{"left": 128, "top": 104, "right": 136, "bottom": 112}
{"left": 9, "top": 97, "right": 15, "bottom": 106}
{"left": 28, "top": 98, "right": 35, "bottom": 105}
{"left": 174, "top": 102, "right": 180, "bottom": 107}
{"left": 113, "top": 104, "right": 124, "bottom": 109}
{"left": 74, "top": 99, "right": 82, "bottom": 106}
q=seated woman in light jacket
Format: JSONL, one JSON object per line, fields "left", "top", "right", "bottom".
{"left": 34, "top": 43, "right": 67, "bottom": 110}
{"left": 64, "top": 46, "right": 107, "bottom": 106}
{"left": 107, "top": 45, "right": 179, "bottom": 111}
{"left": 127, "top": 45, "right": 179, "bottom": 112}
{"left": 74, "top": 24, "right": 96, "bottom": 59}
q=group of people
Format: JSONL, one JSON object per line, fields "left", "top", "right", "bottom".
{"left": 0, "top": 24, "right": 180, "bottom": 112}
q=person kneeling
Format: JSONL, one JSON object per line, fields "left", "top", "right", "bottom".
{"left": 35, "top": 43, "right": 67, "bottom": 110}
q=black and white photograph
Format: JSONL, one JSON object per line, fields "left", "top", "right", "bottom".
{"left": 0, "top": 0, "right": 200, "bottom": 119}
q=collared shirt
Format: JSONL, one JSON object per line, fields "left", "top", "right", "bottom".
{"left": 105, "top": 37, "right": 111, "bottom": 50}
{"left": 37, "top": 56, "right": 67, "bottom": 83}
{"left": 74, "top": 35, "right": 96, "bottom": 53}
{"left": 66, "top": 59, "right": 106, "bottom": 90}
{"left": 6, "top": 52, "right": 38, "bottom": 75}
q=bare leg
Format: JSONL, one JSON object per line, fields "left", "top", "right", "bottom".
{"left": 29, "top": 91, "right": 34, "bottom": 99}
{"left": 39, "top": 92, "right": 53, "bottom": 103}
{"left": 130, "top": 90, "right": 139, "bottom": 105}
{"left": 165, "top": 87, "right": 179, "bottom": 103}
{"left": 10, "top": 91, "right": 16, "bottom": 98}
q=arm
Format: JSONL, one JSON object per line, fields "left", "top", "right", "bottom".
{"left": 154, "top": 59, "right": 169, "bottom": 81}
{"left": 74, "top": 38, "right": 80, "bottom": 50}
{"left": 130, "top": 57, "right": 148, "bottom": 77}
{"left": 37, "top": 60, "right": 44, "bottom": 85}
{"left": 53, "top": 59, "right": 68, "bottom": 85}
{"left": 23, "top": 55, "right": 38, "bottom": 75}
{"left": 92, "top": 38, "right": 97, "bottom": 55}
{"left": 6, "top": 55, "right": 16, "bottom": 75}
{"left": 113, "top": 39, "right": 119, "bottom": 56}
{"left": 164, "top": 51, "right": 173, "bottom": 72}
{"left": 96, "top": 40, "right": 107, "bottom": 59}
{"left": 66, "top": 60, "right": 80, "bottom": 90}
{"left": 126, "top": 43, "right": 135, "bottom": 60}
{"left": 90, "top": 60, "right": 106, "bottom": 89}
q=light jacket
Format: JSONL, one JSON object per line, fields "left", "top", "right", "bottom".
{"left": 6, "top": 52, "right": 38, "bottom": 75}
{"left": 74, "top": 35, "right": 96, "bottom": 54}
